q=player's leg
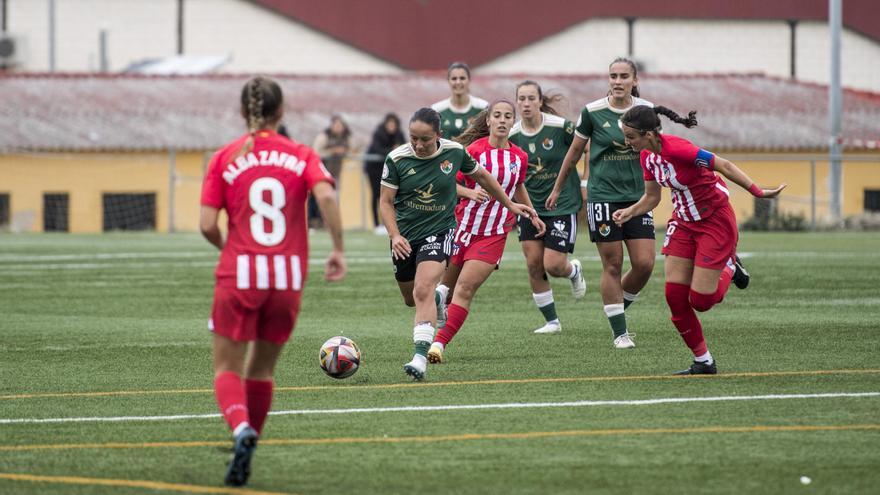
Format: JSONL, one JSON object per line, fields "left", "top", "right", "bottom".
{"left": 393, "top": 247, "right": 417, "bottom": 307}
{"left": 688, "top": 208, "right": 739, "bottom": 312}
{"left": 665, "top": 255, "right": 716, "bottom": 375}
{"left": 433, "top": 258, "right": 495, "bottom": 347}
{"left": 621, "top": 238, "right": 656, "bottom": 309}
{"left": 213, "top": 333, "right": 258, "bottom": 486}
{"left": 596, "top": 240, "right": 633, "bottom": 348}
{"left": 404, "top": 259, "right": 446, "bottom": 380}
{"left": 522, "top": 239, "right": 562, "bottom": 334}
{"left": 243, "top": 339, "right": 283, "bottom": 434}
{"left": 540, "top": 214, "right": 585, "bottom": 300}
{"left": 436, "top": 258, "right": 462, "bottom": 329}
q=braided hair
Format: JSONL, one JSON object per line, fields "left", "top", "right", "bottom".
{"left": 237, "top": 76, "right": 283, "bottom": 157}
{"left": 620, "top": 105, "right": 698, "bottom": 134}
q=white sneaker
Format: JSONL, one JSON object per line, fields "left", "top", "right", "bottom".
{"left": 613, "top": 333, "right": 636, "bottom": 349}
{"left": 403, "top": 355, "right": 426, "bottom": 380}
{"left": 569, "top": 259, "right": 586, "bottom": 299}
{"left": 534, "top": 321, "right": 562, "bottom": 334}
{"left": 373, "top": 225, "right": 388, "bottom": 236}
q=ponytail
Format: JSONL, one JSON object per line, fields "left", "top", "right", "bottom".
{"left": 620, "top": 105, "right": 698, "bottom": 134}
{"left": 454, "top": 109, "right": 489, "bottom": 146}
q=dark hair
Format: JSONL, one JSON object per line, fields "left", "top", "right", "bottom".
{"left": 237, "top": 76, "right": 283, "bottom": 156}
{"left": 455, "top": 99, "right": 516, "bottom": 147}
{"left": 383, "top": 112, "right": 401, "bottom": 130}
{"left": 325, "top": 114, "right": 351, "bottom": 139}
{"left": 410, "top": 107, "right": 442, "bottom": 134}
{"left": 515, "top": 80, "right": 566, "bottom": 116}
{"left": 620, "top": 105, "right": 698, "bottom": 134}
{"left": 447, "top": 61, "right": 471, "bottom": 79}
{"left": 608, "top": 57, "right": 640, "bottom": 98}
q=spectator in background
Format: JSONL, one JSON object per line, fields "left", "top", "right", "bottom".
{"left": 365, "top": 113, "right": 406, "bottom": 235}
{"left": 310, "top": 115, "right": 352, "bottom": 229}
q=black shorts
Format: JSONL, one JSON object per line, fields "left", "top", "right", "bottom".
{"left": 392, "top": 229, "right": 453, "bottom": 282}
{"left": 587, "top": 201, "right": 655, "bottom": 243}
{"left": 518, "top": 214, "right": 577, "bottom": 254}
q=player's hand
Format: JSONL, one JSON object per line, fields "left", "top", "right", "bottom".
{"left": 531, "top": 216, "right": 546, "bottom": 237}
{"left": 761, "top": 183, "right": 787, "bottom": 199}
{"left": 509, "top": 202, "right": 537, "bottom": 221}
{"left": 612, "top": 208, "right": 632, "bottom": 227}
{"left": 465, "top": 188, "right": 490, "bottom": 204}
{"left": 390, "top": 234, "right": 412, "bottom": 261}
{"left": 324, "top": 250, "right": 347, "bottom": 282}
{"left": 545, "top": 189, "right": 560, "bottom": 211}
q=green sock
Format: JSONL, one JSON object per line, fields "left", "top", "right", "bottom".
{"left": 623, "top": 299, "right": 633, "bottom": 310}
{"left": 623, "top": 291, "right": 638, "bottom": 309}
{"left": 414, "top": 340, "right": 431, "bottom": 357}
{"left": 538, "top": 302, "right": 558, "bottom": 323}
{"left": 604, "top": 303, "right": 627, "bottom": 338}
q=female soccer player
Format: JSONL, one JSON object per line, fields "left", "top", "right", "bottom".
{"left": 509, "top": 81, "right": 586, "bottom": 335}
{"left": 428, "top": 99, "right": 546, "bottom": 363}
{"left": 380, "top": 107, "right": 537, "bottom": 381}
{"left": 612, "top": 105, "right": 785, "bottom": 374}
{"left": 547, "top": 57, "right": 655, "bottom": 349}
{"left": 431, "top": 61, "right": 489, "bottom": 140}
{"left": 200, "top": 76, "right": 347, "bottom": 486}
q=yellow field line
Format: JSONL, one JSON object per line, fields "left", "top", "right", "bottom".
{"left": 0, "top": 473, "right": 293, "bottom": 495}
{"left": 2, "top": 424, "right": 878, "bottom": 452}
{"left": 2, "top": 368, "right": 879, "bottom": 401}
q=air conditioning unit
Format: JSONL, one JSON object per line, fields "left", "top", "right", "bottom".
{"left": 0, "top": 34, "right": 22, "bottom": 67}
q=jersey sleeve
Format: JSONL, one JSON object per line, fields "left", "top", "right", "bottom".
{"left": 460, "top": 148, "right": 480, "bottom": 175}
{"left": 563, "top": 119, "right": 575, "bottom": 147}
{"left": 640, "top": 151, "right": 656, "bottom": 181}
{"left": 379, "top": 155, "right": 399, "bottom": 189}
{"left": 303, "top": 148, "right": 336, "bottom": 190}
{"left": 671, "top": 137, "right": 716, "bottom": 170}
{"left": 574, "top": 107, "right": 592, "bottom": 140}
{"left": 200, "top": 151, "right": 226, "bottom": 208}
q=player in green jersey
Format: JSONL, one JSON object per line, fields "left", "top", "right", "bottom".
{"left": 431, "top": 62, "right": 489, "bottom": 140}
{"left": 509, "top": 81, "right": 587, "bottom": 335}
{"left": 547, "top": 58, "right": 657, "bottom": 349}
{"left": 380, "top": 107, "right": 537, "bottom": 381}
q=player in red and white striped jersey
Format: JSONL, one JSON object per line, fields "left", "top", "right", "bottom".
{"left": 200, "top": 77, "right": 346, "bottom": 487}
{"left": 429, "top": 100, "right": 545, "bottom": 363}
{"left": 613, "top": 105, "right": 785, "bottom": 376}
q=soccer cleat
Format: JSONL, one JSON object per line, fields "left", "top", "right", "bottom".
{"left": 613, "top": 333, "right": 636, "bottom": 349}
{"left": 569, "top": 259, "right": 587, "bottom": 299}
{"left": 732, "top": 255, "right": 750, "bottom": 289}
{"left": 427, "top": 343, "right": 444, "bottom": 364}
{"left": 436, "top": 290, "right": 448, "bottom": 329}
{"left": 674, "top": 360, "right": 718, "bottom": 375}
{"left": 403, "top": 360, "right": 426, "bottom": 381}
{"left": 224, "top": 426, "right": 258, "bottom": 487}
{"left": 533, "top": 321, "right": 562, "bottom": 334}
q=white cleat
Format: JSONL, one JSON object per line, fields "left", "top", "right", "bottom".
{"left": 534, "top": 321, "right": 562, "bottom": 334}
{"left": 613, "top": 333, "right": 636, "bottom": 349}
{"left": 570, "top": 259, "right": 586, "bottom": 299}
{"left": 403, "top": 358, "right": 426, "bottom": 381}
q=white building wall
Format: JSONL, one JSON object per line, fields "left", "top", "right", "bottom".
{"left": 183, "top": 0, "right": 401, "bottom": 74}
{"left": 479, "top": 19, "right": 629, "bottom": 74}
{"left": 796, "top": 22, "right": 880, "bottom": 93}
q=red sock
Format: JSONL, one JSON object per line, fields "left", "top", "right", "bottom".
{"left": 665, "top": 282, "right": 708, "bottom": 357}
{"left": 214, "top": 371, "right": 249, "bottom": 432}
{"left": 245, "top": 379, "right": 273, "bottom": 434}
{"left": 434, "top": 303, "right": 469, "bottom": 345}
{"left": 690, "top": 266, "right": 733, "bottom": 312}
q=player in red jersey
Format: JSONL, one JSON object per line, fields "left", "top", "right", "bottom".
{"left": 612, "top": 105, "right": 784, "bottom": 375}
{"left": 200, "top": 76, "right": 346, "bottom": 486}
{"left": 428, "top": 99, "right": 546, "bottom": 363}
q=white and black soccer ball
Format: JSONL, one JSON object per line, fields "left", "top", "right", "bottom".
{"left": 318, "top": 336, "right": 361, "bottom": 379}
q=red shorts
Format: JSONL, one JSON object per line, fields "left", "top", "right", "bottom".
{"left": 450, "top": 230, "right": 507, "bottom": 267}
{"left": 661, "top": 204, "right": 738, "bottom": 270}
{"left": 210, "top": 285, "right": 302, "bottom": 344}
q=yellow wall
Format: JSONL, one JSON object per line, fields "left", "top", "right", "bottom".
{"left": 1, "top": 151, "right": 878, "bottom": 233}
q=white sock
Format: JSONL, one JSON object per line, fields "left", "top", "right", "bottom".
{"left": 623, "top": 291, "right": 639, "bottom": 304}
{"left": 532, "top": 290, "right": 554, "bottom": 308}
{"left": 413, "top": 322, "right": 435, "bottom": 344}
{"left": 567, "top": 262, "right": 579, "bottom": 280}
{"left": 695, "top": 351, "right": 713, "bottom": 364}
{"left": 436, "top": 284, "right": 449, "bottom": 303}
{"left": 233, "top": 422, "right": 251, "bottom": 437}
{"left": 603, "top": 303, "right": 625, "bottom": 318}
{"left": 431, "top": 341, "right": 445, "bottom": 351}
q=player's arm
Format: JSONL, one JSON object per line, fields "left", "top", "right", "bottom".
{"left": 199, "top": 206, "right": 223, "bottom": 250}
{"left": 471, "top": 167, "right": 536, "bottom": 220}
{"left": 312, "top": 181, "right": 347, "bottom": 281}
{"left": 513, "top": 183, "right": 545, "bottom": 236}
{"left": 547, "top": 134, "right": 589, "bottom": 210}
{"left": 456, "top": 183, "right": 489, "bottom": 203}
{"left": 713, "top": 156, "right": 787, "bottom": 198}
{"left": 379, "top": 185, "right": 411, "bottom": 260}
{"left": 611, "top": 181, "right": 661, "bottom": 226}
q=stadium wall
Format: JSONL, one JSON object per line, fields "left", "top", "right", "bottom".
{"left": 2, "top": 153, "right": 877, "bottom": 233}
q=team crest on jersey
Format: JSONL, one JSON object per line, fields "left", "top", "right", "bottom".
{"left": 382, "top": 163, "right": 389, "bottom": 179}
{"left": 439, "top": 160, "right": 453, "bottom": 174}
{"left": 528, "top": 142, "right": 536, "bottom": 153}
{"left": 455, "top": 118, "right": 464, "bottom": 129}
{"left": 599, "top": 223, "right": 611, "bottom": 237}
{"left": 542, "top": 138, "right": 553, "bottom": 150}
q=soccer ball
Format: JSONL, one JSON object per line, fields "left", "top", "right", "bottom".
{"left": 318, "top": 336, "right": 361, "bottom": 379}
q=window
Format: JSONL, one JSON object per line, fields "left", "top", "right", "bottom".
{"left": 44, "top": 193, "right": 70, "bottom": 232}
{"left": 864, "top": 190, "right": 880, "bottom": 212}
{"left": 103, "top": 193, "right": 156, "bottom": 231}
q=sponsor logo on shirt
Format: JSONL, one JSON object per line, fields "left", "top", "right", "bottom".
{"left": 406, "top": 168, "right": 417, "bottom": 176}
{"left": 602, "top": 121, "right": 612, "bottom": 128}
{"left": 439, "top": 160, "right": 453, "bottom": 174}
{"left": 414, "top": 183, "right": 438, "bottom": 203}
{"left": 612, "top": 140, "right": 632, "bottom": 154}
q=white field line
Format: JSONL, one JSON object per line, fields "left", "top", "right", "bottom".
{"left": 1, "top": 392, "right": 876, "bottom": 425}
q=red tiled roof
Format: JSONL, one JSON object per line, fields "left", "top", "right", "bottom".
{"left": 2, "top": 73, "right": 879, "bottom": 152}
{"left": 250, "top": 0, "right": 880, "bottom": 70}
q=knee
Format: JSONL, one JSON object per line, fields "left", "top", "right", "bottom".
{"left": 454, "top": 282, "right": 477, "bottom": 302}
{"left": 412, "top": 284, "right": 435, "bottom": 304}
{"left": 689, "top": 290, "right": 715, "bottom": 312}
{"left": 603, "top": 259, "right": 623, "bottom": 278}
{"left": 526, "top": 262, "right": 546, "bottom": 281}
{"left": 543, "top": 258, "right": 568, "bottom": 278}
{"left": 632, "top": 256, "right": 655, "bottom": 277}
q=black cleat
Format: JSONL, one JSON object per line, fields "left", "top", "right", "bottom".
{"left": 732, "top": 255, "right": 750, "bottom": 289}
{"left": 674, "top": 360, "right": 718, "bottom": 375}
{"left": 225, "top": 426, "right": 258, "bottom": 486}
